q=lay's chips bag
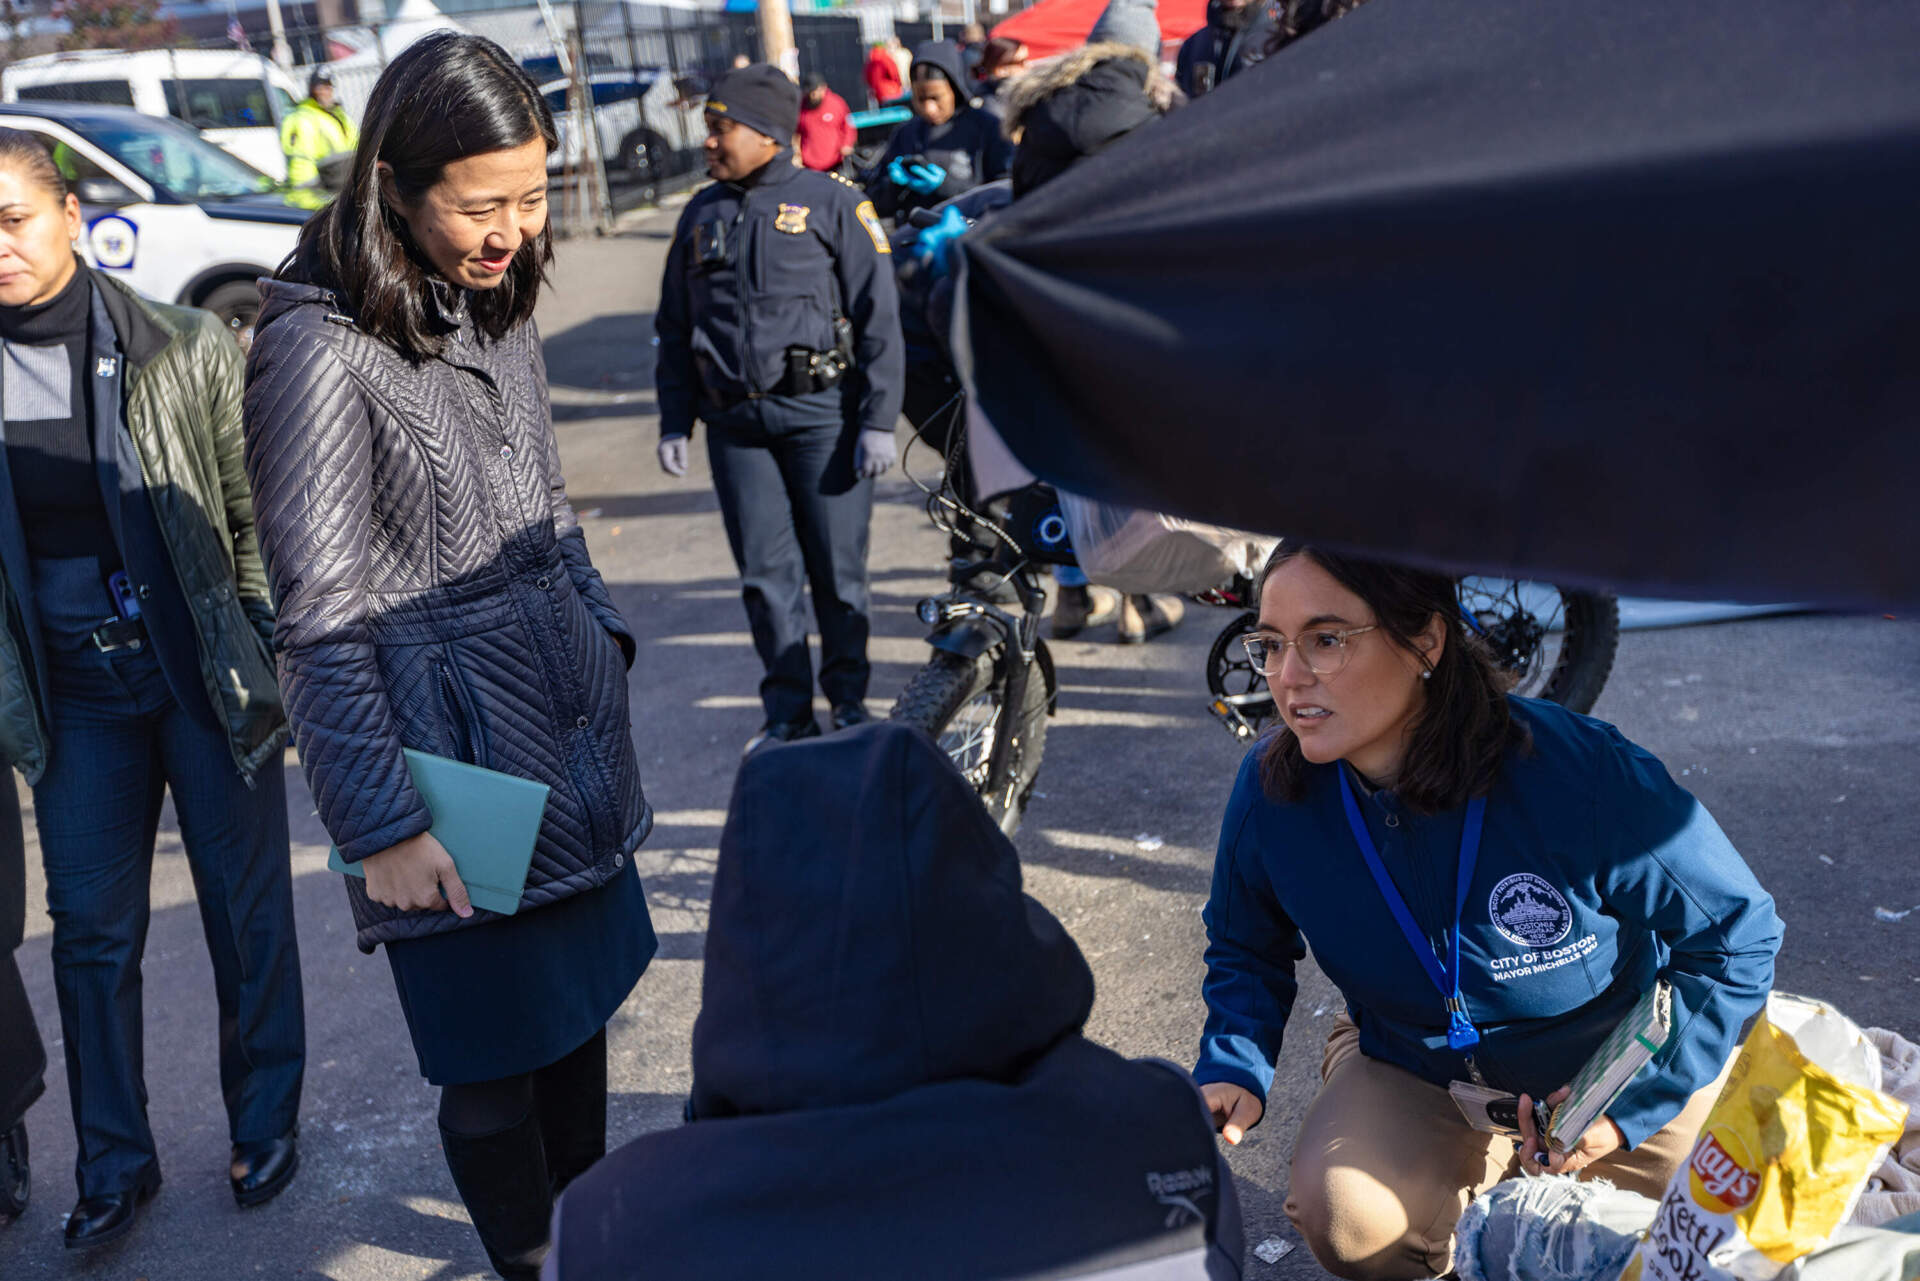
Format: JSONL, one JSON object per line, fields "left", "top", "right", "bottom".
{"left": 1619, "top": 994, "right": 1908, "bottom": 1281}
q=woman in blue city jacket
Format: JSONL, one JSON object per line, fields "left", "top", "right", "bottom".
{"left": 1193, "top": 544, "right": 1781, "bottom": 1281}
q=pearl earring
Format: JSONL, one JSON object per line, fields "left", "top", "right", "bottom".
{"left": 1421, "top": 669, "right": 1433, "bottom": 680}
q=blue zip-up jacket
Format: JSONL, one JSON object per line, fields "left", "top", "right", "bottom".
{"left": 1194, "top": 697, "right": 1781, "bottom": 1149}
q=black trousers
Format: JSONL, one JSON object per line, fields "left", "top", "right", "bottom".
{"left": 32, "top": 640, "right": 303, "bottom": 1198}
{"left": 706, "top": 410, "right": 874, "bottom": 726}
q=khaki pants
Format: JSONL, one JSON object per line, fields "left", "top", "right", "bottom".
{"left": 1284, "top": 1016, "right": 1726, "bottom": 1281}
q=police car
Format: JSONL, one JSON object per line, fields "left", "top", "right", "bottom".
{"left": 3, "top": 48, "right": 306, "bottom": 180}
{"left": 0, "top": 100, "right": 311, "bottom": 346}
{"left": 531, "top": 62, "right": 706, "bottom": 190}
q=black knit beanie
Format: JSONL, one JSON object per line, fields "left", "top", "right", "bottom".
{"left": 706, "top": 65, "right": 801, "bottom": 141}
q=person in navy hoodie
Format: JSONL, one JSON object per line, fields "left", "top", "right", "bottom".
{"left": 1193, "top": 543, "right": 1781, "bottom": 1281}
{"left": 546, "top": 721, "right": 1243, "bottom": 1280}
{"left": 866, "top": 41, "right": 1013, "bottom": 222}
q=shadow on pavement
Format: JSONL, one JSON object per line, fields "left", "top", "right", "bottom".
{"left": 569, "top": 491, "right": 721, "bottom": 521}
{"left": 553, "top": 397, "right": 659, "bottom": 424}
{"left": 541, "top": 311, "right": 657, "bottom": 394}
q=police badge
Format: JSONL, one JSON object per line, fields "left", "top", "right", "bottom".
{"left": 774, "top": 203, "right": 810, "bottom": 234}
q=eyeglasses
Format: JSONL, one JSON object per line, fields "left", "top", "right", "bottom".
{"left": 1238, "top": 625, "right": 1378, "bottom": 677}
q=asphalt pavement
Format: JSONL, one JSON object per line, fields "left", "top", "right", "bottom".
{"left": 1, "top": 218, "right": 1916, "bottom": 1281}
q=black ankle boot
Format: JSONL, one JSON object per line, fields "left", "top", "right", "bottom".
{"left": 439, "top": 1114, "right": 553, "bottom": 1281}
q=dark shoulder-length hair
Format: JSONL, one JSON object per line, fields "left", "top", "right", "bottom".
{"left": 281, "top": 31, "right": 556, "bottom": 360}
{"left": 1254, "top": 542, "right": 1529, "bottom": 814}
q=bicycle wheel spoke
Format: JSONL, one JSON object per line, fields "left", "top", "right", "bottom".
{"left": 940, "top": 690, "right": 1003, "bottom": 785}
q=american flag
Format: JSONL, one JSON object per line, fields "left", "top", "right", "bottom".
{"left": 228, "top": 17, "right": 252, "bottom": 50}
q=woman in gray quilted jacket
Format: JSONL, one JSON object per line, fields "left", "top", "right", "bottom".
{"left": 241, "top": 34, "right": 655, "bottom": 1279}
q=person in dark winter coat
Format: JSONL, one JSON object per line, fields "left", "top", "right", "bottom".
{"left": 1175, "top": 0, "right": 1276, "bottom": 97}
{"left": 867, "top": 40, "right": 1013, "bottom": 221}
{"left": 655, "top": 65, "right": 905, "bottom": 751}
{"left": 0, "top": 129, "right": 304, "bottom": 1250}
{"left": 544, "top": 721, "right": 1245, "bottom": 1281}
{"left": 1005, "top": 42, "right": 1181, "bottom": 197}
{"left": 243, "top": 34, "right": 654, "bottom": 1281}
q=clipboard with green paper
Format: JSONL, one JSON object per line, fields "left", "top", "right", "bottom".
{"left": 328, "top": 749, "right": 550, "bottom": 917}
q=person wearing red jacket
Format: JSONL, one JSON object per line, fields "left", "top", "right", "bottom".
{"left": 864, "top": 36, "right": 905, "bottom": 105}
{"left": 797, "top": 73, "right": 856, "bottom": 172}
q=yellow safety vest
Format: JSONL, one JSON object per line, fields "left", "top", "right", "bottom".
{"left": 280, "top": 98, "right": 358, "bottom": 188}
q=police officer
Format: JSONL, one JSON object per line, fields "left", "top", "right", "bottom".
{"left": 656, "top": 65, "right": 905, "bottom": 752}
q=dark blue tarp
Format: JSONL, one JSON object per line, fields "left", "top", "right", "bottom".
{"left": 957, "top": 0, "right": 1920, "bottom": 606}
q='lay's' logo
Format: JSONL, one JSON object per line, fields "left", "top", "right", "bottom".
{"left": 1689, "top": 1128, "right": 1761, "bottom": 1214}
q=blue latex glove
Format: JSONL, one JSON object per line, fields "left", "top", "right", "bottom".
{"left": 853, "top": 429, "right": 897, "bottom": 479}
{"left": 910, "top": 205, "right": 971, "bottom": 280}
{"left": 887, "top": 156, "right": 947, "bottom": 193}
{"left": 905, "top": 161, "right": 947, "bottom": 193}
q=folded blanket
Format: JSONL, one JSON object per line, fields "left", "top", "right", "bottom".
{"left": 1856, "top": 1027, "right": 1920, "bottom": 1227}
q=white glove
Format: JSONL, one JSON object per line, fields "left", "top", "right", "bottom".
{"left": 853, "top": 429, "right": 897, "bottom": 479}
{"left": 657, "top": 434, "right": 690, "bottom": 477}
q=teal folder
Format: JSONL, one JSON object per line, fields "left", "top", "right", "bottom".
{"left": 327, "top": 749, "right": 550, "bottom": 917}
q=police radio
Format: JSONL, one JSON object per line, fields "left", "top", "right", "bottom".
{"left": 694, "top": 218, "right": 730, "bottom": 270}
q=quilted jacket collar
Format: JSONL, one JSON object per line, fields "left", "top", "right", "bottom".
{"left": 256, "top": 276, "right": 336, "bottom": 331}
{"left": 423, "top": 276, "right": 472, "bottom": 336}
{"left": 257, "top": 274, "right": 476, "bottom": 347}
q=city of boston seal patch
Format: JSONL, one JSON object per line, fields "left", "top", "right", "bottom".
{"left": 1489, "top": 873, "right": 1574, "bottom": 948}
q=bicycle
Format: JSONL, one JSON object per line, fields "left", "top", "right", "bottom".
{"left": 888, "top": 401, "right": 1062, "bottom": 835}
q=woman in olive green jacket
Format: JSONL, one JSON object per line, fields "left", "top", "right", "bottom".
{"left": 0, "top": 129, "right": 303, "bottom": 1252}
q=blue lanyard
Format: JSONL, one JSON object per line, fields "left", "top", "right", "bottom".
{"left": 1337, "top": 768, "right": 1487, "bottom": 1052}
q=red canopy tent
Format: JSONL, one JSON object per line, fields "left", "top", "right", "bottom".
{"left": 990, "top": 0, "right": 1208, "bottom": 61}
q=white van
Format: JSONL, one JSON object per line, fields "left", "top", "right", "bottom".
{"left": 1, "top": 49, "right": 305, "bottom": 180}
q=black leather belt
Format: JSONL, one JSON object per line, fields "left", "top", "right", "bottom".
{"left": 91, "top": 616, "right": 147, "bottom": 654}
{"left": 715, "top": 349, "right": 852, "bottom": 410}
